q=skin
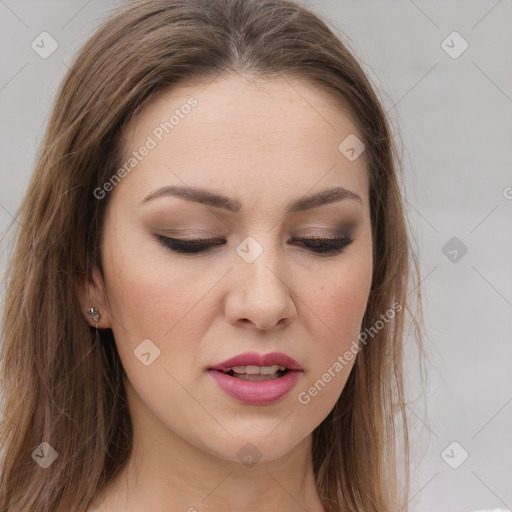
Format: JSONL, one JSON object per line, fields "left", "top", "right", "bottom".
{"left": 80, "top": 74, "right": 373, "bottom": 512}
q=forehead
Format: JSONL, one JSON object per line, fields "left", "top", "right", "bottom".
{"left": 115, "top": 74, "right": 369, "bottom": 209}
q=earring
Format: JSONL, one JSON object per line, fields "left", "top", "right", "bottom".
{"left": 87, "top": 307, "right": 101, "bottom": 345}
{"left": 87, "top": 307, "right": 100, "bottom": 326}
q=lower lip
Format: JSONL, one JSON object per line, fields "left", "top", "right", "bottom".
{"left": 207, "top": 369, "right": 302, "bottom": 405}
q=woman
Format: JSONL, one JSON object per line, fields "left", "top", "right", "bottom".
{"left": 0, "top": 0, "right": 423, "bottom": 510}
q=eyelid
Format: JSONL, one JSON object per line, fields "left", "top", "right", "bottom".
{"left": 297, "top": 228, "right": 351, "bottom": 238}
{"left": 155, "top": 223, "right": 354, "bottom": 238}
{"left": 153, "top": 223, "right": 355, "bottom": 244}
{"left": 154, "top": 233, "right": 354, "bottom": 256}
{"left": 295, "top": 226, "right": 354, "bottom": 242}
{"left": 153, "top": 227, "right": 224, "bottom": 237}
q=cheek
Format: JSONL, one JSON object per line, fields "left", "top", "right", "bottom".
{"left": 100, "top": 241, "right": 217, "bottom": 432}
{"left": 309, "top": 258, "right": 372, "bottom": 346}
{"left": 292, "top": 260, "right": 371, "bottom": 428}
{"left": 299, "top": 248, "right": 371, "bottom": 376}
{"left": 102, "top": 229, "right": 214, "bottom": 341}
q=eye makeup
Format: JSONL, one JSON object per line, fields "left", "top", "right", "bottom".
{"left": 153, "top": 225, "right": 356, "bottom": 257}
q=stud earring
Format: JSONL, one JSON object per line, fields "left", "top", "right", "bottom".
{"left": 87, "top": 307, "right": 100, "bottom": 325}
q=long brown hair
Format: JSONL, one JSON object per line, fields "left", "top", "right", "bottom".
{"left": 0, "top": 0, "right": 424, "bottom": 510}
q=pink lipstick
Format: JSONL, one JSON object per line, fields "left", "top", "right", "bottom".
{"left": 207, "top": 351, "right": 303, "bottom": 405}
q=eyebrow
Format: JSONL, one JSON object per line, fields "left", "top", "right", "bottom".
{"left": 141, "top": 185, "right": 362, "bottom": 214}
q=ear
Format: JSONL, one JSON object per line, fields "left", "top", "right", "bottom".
{"left": 77, "top": 266, "right": 113, "bottom": 329}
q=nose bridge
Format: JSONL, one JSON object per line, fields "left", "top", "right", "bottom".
{"left": 235, "top": 232, "right": 286, "bottom": 295}
{"left": 226, "top": 231, "right": 295, "bottom": 329}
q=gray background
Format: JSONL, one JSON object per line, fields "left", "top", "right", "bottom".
{"left": 1, "top": 1, "right": 511, "bottom": 511}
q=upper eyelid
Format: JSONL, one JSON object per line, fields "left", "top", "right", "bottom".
{"left": 154, "top": 234, "right": 354, "bottom": 256}
{"left": 156, "top": 233, "right": 352, "bottom": 242}
{"left": 155, "top": 234, "right": 355, "bottom": 248}
{"left": 163, "top": 235, "right": 351, "bottom": 241}
{"left": 153, "top": 224, "right": 355, "bottom": 237}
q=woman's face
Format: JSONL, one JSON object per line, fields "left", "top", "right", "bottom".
{"left": 90, "top": 74, "right": 372, "bottom": 464}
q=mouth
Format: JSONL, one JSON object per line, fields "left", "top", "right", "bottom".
{"left": 218, "top": 365, "right": 289, "bottom": 382}
{"left": 207, "top": 351, "right": 303, "bottom": 405}
{"left": 209, "top": 350, "right": 303, "bottom": 374}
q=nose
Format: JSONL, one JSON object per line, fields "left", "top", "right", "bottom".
{"left": 224, "top": 246, "right": 297, "bottom": 331}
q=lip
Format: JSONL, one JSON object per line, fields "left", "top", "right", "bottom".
{"left": 209, "top": 351, "right": 303, "bottom": 372}
{"left": 207, "top": 351, "right": 303, "bottom": 405}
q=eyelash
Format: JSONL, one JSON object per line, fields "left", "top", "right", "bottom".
{"left": 155, "top": 234, "right": 354, "bottom": 255}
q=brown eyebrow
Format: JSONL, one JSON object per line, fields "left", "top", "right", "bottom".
{"left": 141, "top": 185, "right": 362, "bottom": 214}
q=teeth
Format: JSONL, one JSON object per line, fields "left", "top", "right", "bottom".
{"left": 228, "top": 365, "right": 286, "bottom": 375}
{"left": 235, "top": 373, "right": 281, "bottom": 381}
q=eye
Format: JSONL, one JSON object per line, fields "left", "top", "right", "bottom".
{"left": 290, "top": 235, "right": 354, "bottom": 254}
{"left": 155, "top": 235, "right": 226, "bottom": 254}
{"left": 154, "top": 234, "right": 354, "bottom": 255}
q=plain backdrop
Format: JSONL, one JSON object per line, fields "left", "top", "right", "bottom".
{"left": 0, "top": 1, "right": 511, "bottom": 511}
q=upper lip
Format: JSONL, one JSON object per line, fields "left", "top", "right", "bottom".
{"left": 209, "top": 351, "right": 303, "bottom": 371}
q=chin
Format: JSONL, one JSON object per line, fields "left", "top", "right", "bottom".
{"left": 195, "top": 426, "right": 308, "bottom": 467}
